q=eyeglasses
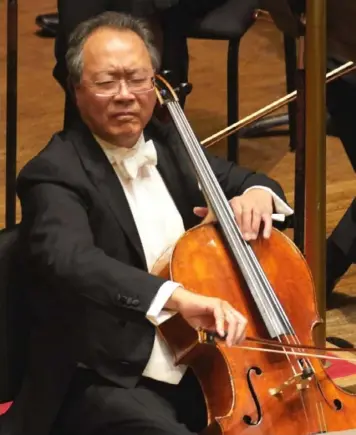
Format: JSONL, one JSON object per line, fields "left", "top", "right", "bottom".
{"left": 85, "top": 76, "right": 156, "bottom": 97}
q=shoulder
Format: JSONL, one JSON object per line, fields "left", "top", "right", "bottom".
{"left": 17, "top": 129, "right": 84, "bottom": 195}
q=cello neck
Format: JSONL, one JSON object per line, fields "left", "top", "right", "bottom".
{"left": 165, "top": 101, "right": 234, "bottom": 230}
{"left": 165, "top": 100, "right": 289, "bottom": 336}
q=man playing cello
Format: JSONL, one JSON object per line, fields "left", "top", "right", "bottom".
{"left": 7, "top": 12, "right": 292, "bottom": 435}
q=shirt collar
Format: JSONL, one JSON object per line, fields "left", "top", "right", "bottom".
{"left": 94, "top": 133, "right": 146, "bottom": 166}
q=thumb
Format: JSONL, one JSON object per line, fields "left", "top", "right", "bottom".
{"left": 193, "top": 206, "right": 208, "bottom": 217}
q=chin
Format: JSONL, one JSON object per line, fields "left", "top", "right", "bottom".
{"left": 117, "top": 126, "right": 141, "bottom": 138}
{"left": 109, "top": 123, "right": 142, "bottom": 145}
{"left": 115, "top": 119, "right": 140, "bottom": 132}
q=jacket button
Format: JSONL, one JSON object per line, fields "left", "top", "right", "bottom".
{"left": 126, "top": 297, "right": 133, "bottom": 305}
{"left": 132, "top": 299, "right": 140, "bottom": 307}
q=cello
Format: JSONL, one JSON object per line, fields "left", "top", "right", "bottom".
{"left": 152, "top": 74, "right": 356, "bottom": 435}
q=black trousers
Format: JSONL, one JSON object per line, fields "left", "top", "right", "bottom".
{"left": 52, "top": 368, "right": 207, "bottom": 435}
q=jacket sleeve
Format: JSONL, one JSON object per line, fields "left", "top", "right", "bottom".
{"left": 18, "top": 180, "right": 168, "bottom": 323}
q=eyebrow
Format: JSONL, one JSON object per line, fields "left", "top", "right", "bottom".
{"left": 125, "top": 68, "right": 151, "bottom": 74}
{"left": 94, "top": 67, "right": 152, "bottom": 76}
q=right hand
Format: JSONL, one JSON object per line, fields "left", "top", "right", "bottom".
{"left": 165, "top": 287, "right": 247, "bottom": 348}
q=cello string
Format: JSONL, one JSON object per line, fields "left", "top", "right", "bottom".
{"left": 300, "top": 390, "right": 313, "bottom": 435}
{"left": 160, "top": 85, "right": 305, "bottom": 364}
{"left": 167, "top": 101, "right": 301, "bottom": 372}
{"left": 168, "top": 102, "right": 295, "bottom": 337}
{"left": 165, "top": 99, "right": 320, "bottom": 392}
{"left": 241, "top": 253, "right": 313, "bottom": 369}
{"left": 225, "top": 337, "right": 347, "bottom": 428}
{"left": 168, "top": 101, "right": 324, "bottom": 431}
{"left": 167, "top": 102, "right": 297, "bottom": 350}
{"left": 162, "top": 90, "right": 324, "bottom": 433}
{"left": 308, "top": 387, "right": 326, "bottom": 434}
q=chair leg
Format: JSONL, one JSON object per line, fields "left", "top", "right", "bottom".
{"left": 237, "top": 36, "right": 297, "bottom": 143}
{"left": 227, "top": 39, "right": 240, "bottom": 163}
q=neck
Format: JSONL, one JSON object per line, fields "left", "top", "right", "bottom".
{"left": 95, "top": 132, "right": 142, "bottom": 149}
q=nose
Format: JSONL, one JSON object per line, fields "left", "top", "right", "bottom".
{"left": 113, "top": 80, "right": 135, "bottom": 101}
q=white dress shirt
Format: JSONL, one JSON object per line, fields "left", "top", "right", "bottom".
{"left": 96, "top": 133, "right": 294, "bottom": 384}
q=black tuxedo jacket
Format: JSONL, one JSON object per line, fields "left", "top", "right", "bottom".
{"left": 4, "top": 118, "right": 287, "bottom": 435}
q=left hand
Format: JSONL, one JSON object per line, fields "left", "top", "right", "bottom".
{"left": 194, "top": 189, "right": 274, "bottom": 241}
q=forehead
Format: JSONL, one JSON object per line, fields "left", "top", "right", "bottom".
{"left": 81, "top": 27, "right": 153, "bottom": 74}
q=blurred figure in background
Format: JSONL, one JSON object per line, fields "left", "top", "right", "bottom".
{"left": 325, "top": 60, "right": 356, "bottom": 306}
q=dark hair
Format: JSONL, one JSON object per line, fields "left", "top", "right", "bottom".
{"left": 66, "top": 11, "right": 160, "bottom": 84}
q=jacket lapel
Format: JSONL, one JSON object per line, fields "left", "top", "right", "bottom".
{"left": 69, "top": 123, "right": 147, "bottom": 268}
{"left": 69, "top": 119, "right": 206, "bottom": 268}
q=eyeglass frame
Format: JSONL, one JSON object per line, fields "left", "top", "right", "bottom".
{"left": 80, "top": 75, "right": 156, "bottom": 97}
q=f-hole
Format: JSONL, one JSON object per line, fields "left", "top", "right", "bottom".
{"left": 243, "top": 366, "right": 263, "bottom": 426}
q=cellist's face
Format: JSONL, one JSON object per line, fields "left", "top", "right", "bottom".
{"left": 75, "top": 27, "right": 157, "bottom": 148}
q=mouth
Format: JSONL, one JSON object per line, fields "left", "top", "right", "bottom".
{"left": 112, "top": 112, "right": 137, "bottom": 119}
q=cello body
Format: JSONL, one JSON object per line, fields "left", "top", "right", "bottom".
{"left": 156, "top": 223, "right": 356, "bottom": 435}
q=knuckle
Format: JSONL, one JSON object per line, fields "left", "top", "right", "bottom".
{"left": 237, "top": 313, "right": 247, "bottom": 324}
{"left": 262, "top": 211, "right": 271, "bottom": 219}
{"left": 233, "top": 206, "right": 242, "bottom": 216}
{"left": 252, "top": 222, "right": 260, "bottom": 232}
{"left": 253, "top": 210, "right": 262, "bottom": 220}
{"left": 233, "top": 309, "right": 241, "bottom": 319}
{"left": 239, "top": 313, "right": 247, "bottom": 322}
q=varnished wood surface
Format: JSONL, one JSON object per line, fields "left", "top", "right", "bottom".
{"left": 161, "top": 224, "right": 356, "bottom": 434}
{"left": 0, "top": 0, "right": 354, "bottom": 341}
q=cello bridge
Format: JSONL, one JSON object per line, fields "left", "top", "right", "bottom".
{"left": 269, "top": 372, "right": 313, "bottom": 397}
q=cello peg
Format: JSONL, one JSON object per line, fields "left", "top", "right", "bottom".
{"left": 160, "top": 69, "right": 172, "bottom": 79}
{"left": 175, "top": 82, "right": 193, "bottom": 97}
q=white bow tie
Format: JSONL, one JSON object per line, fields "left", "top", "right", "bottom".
{"left": 116, "top": 139, "right": 157, "bottom": 180}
